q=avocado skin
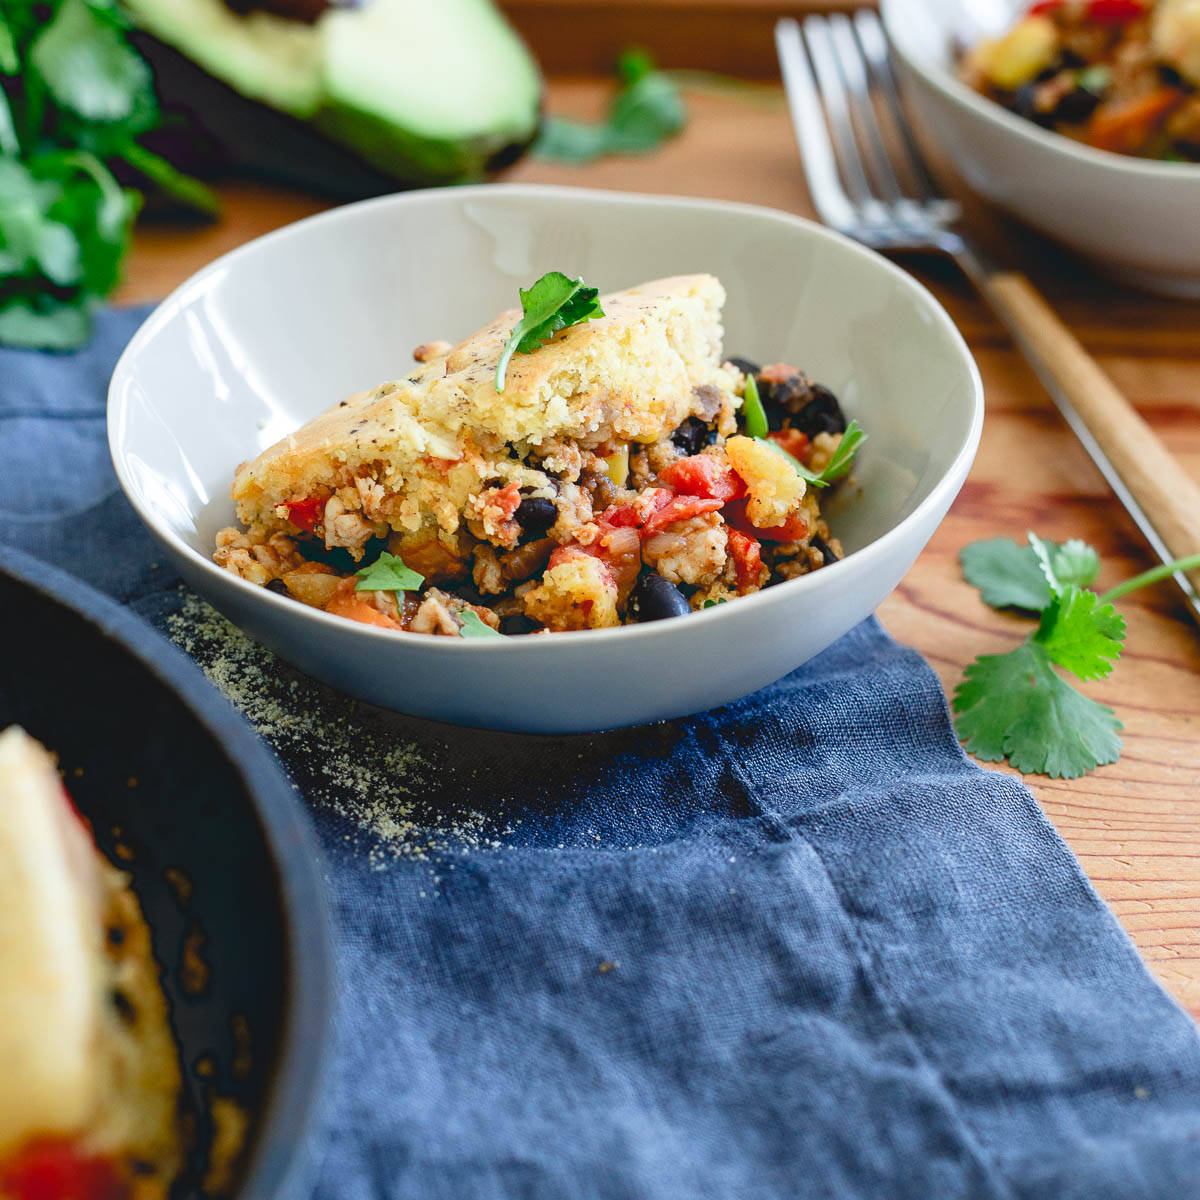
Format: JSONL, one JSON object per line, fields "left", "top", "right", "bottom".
{"left": 133, "top": 32, "right": 541, "bottom": 198}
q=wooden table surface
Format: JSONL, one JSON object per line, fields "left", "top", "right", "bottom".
{"left": 116, "top": 80, "right": 1200, "bottom": 1017}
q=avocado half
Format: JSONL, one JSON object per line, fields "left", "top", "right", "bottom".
{"left": 124, "top": 0, "right": 543, "bottom": 193}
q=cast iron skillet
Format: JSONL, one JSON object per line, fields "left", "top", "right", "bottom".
{"left": 0, "top": 546, "right": 333, "bottom": 1199}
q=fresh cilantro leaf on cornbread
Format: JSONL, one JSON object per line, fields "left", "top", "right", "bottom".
{"left": 494, "top": 271, "right": 605, "bottom": 392}
{"left": 215, "top": 274, "right": 859, "bottom": 635}
{"left": 0, "top": 727, "right": 184, "bottom": 1200}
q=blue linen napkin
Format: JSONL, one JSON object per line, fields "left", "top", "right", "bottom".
{"left": 4, "top": 309, "right": 1200, "bottom": 1200}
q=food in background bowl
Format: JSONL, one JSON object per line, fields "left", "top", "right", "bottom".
{"left": 0, "top": 727, "right": 184, "bottom": 1200}
{"left": 213, "top": 274, "right": 864, "bottom": 637}
{"left": 959, "top": 0, "right": 1200, "bottom": 159}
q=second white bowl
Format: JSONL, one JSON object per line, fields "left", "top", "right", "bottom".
{"left": 882, "top": 0, "right": 1200, "bottom": 297}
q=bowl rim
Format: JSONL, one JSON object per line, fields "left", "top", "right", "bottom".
{"left": 0, "top": 543, "right": 334, "bottom": 1200}
{"left": 879, "top": 0, "right": 1200, "bottom": 180}
{"left": 108, "top": 181, "right": 985, "bottom": 652}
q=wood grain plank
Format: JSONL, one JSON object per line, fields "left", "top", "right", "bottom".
{"left": 117, "top": 79, "right": 1200, "bottom": 1018}
{"left": 499, "top": 0, "right": 866, "bottom": 76}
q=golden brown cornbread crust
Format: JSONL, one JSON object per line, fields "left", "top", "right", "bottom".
{"left": 229, "top": 274, "right": 737, "bottom": 540}
{"left": 86, "top": 864, "right": 185, "bottom": 1200}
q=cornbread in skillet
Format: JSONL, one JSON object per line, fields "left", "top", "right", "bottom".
{"left": 214, "top": 273, "right": 853, "bottom": 634}
{"left": 0, "top": 727, "right": 183, "bottom": 1200}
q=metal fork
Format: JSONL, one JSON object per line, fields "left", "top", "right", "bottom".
{"left": 776, "top": 10, "right": 1200, "bottom": 624}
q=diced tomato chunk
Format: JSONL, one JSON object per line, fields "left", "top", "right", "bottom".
{"left": 658, "top": 455, "right": 746, "bottom": 502}
{"left": 598, "top": 489, "right": 674, "bottom": 530}
{"left": 324, "top": 578, "right": 403, "bottom": 630}
{"left": 723, "top": 499, "right": 810, "bottom": 543}
{"left": 759, "top": 362, "right": 800, "bottom": 385}
{"left": 641, "top": 496, "right": 724, "bottom": 536}
{"left": 727, "top": 528, "right": 763, "bottom": 592}
{"left": 767, "top": 429, "right": 810, "bottom": 460}
{"left": 284, "top": 495, "right": 324, "bottom": 533}
{"left": 2, "top": 1140, "right": 126, "bottom": 1200}
{"left": 1034, "top": 0, "right": 1146, "bottom": 25}
{"left": 490, "top": 483, "right": 522, "bottom": 521}
{"left": 1084, "top": 0, "right": 1146, "bottom": 23}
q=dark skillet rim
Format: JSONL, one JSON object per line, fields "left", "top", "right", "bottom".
{"left": 0, "top": 545, "right": 334, "bottom": 1200}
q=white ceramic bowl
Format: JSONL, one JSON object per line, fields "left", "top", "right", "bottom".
{"left": 109, "top": 184, "right": 982, "bottom": 733}
{"left": 881, "top": 0, "right": 1200, "bottom": 297}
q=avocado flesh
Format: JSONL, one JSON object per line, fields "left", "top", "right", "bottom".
{"left": 122, "top": 0, "right": 541, "bottom": 186}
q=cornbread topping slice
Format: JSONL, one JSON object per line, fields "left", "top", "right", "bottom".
{"left": 0, "top": 727, "right": 183, "bottom": 1200}
{"left": 231, "top": 274, "right": 735, "bottom": 537}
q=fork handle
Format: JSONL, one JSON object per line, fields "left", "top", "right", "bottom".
{"left": 968, "top": 265, "right": 1200, "bottom": 614}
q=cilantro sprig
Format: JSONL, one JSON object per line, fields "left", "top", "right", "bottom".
{"left": 0, "top": 0, "right": 217, "bottom": 350}
{"left": 755, "top": 418, "right": 868, "bottom": 489}
{"left": 459, "top": 610, "right": 503, "bottom": 639}
{"left": 355, "top": 552, "right": 424, "bottom": 593}
{"left": 742, "top": 375, "right": 769, "bottom": 438}
{"left": 495, "top": 271, "right": 605, "bottom": 393}
{"left": 953, "top": 532, "right": 1200, "bottom": 779}
{"left": 534, "top": 49, "right": 687, "bottom": 165}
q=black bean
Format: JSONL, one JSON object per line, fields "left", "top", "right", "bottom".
{"left": 1013, "top": 83, "right": 1040, "bottom": 122}
{"left": 1013, "top": 82, "right": 1058, "bottom": 128}
{"left": 515, "top": 496, "right": 557, "bottom": 536}
{"left": 793, "top": 385, "right": 847, "bottom": 438}
{"left": 265, "top": 578, "right": 288, "bottom": 595}
{"left": 629, "top": 571, "right": 692, "bottom": 622}
{"left": 1159, "top": 63, "right": 1187, "bottom": 89}
{"left": 810, "top": 534, "right": 840, "bottom": 566}
{"left": 671, "top": 416, "right": 712, "bottom": 456}
{"left": 301, "top": 538, "right": 380, "bottom": 573}
{"left": 1053, "top": 87, "right": 1100, "bottom": 124}
{"left": 501, "top": 613, "right": 538, "bottom": 636}
{"left": 727, "top": 356, "right": 761, "bottom": 377}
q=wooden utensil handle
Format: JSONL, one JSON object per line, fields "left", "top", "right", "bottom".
{"left": 978, "top": 269, "right": 1200, "bottom": 608}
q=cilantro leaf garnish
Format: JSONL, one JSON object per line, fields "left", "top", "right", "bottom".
{"left": 961, "top": 535, "right": 1100, "bottom": 612}
{"left": 757, "top": 419, "right": 867, "bottom": 489}
{"left": 355, "top": 552, "right": 424, "bottom": 593}
{"left": 459, "top": 610, "right": 503, "bottom": 639}
{"left": 810, "top": 419, "right": 867, "bottom": 485}
{"left": 1032, "top": 585, "right": 1125, "bottom": 681}
{"left": 494, "top": 271, "right": 605, "bottom": 393}
{"left": 951, "top": 531, "right": 1200, "bottom": 779}
{"left": 953, "top": 643, "right": 1123, "bottom": 778}
{"left": 534, "top": 48, "right": 687, "bottom": 165}
{"left": 742, "top": 375, "right": 769, "bottom": 438}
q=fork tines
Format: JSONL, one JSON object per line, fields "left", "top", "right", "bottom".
{"left": 775, "top": 11, "right": 959, "bottom": 248}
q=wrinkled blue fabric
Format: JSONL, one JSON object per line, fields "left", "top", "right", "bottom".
{"left": 3, "top": 308, "right": 1200, "bottom": 1200}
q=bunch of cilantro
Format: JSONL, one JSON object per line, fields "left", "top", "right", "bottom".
{"left": 953, "top": 533, "right": 1200, "bottom": 779}
{"left": 0, "top": 0, "right": 215, "bottom": 350}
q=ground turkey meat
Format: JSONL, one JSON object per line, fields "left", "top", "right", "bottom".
{"left": 214, "top": 529, "right": 304, "bottom": 585}
{"left": 642, "top": 513, "right": 728, "bottom": 587}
